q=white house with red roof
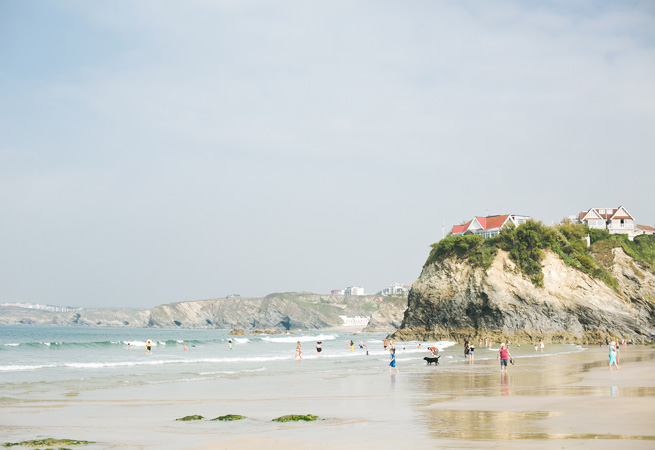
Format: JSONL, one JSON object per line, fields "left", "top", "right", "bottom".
{"left": 451, "top": 214, "right": 531, "bottom": 239}
{"left": 577, "top": 206, "right": 652, "bottom": 240}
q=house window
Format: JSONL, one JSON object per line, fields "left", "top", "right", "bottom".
{"left": 599, "top": 209, "right": 605, "bottom": 214}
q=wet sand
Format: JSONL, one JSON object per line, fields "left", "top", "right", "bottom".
{"left": 2, "top": 345, "right": 654, "bottom": 449}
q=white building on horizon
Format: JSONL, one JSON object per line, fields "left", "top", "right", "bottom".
{"left": 381, "top": 283, "right": 410, "bottom": 296}
{"left": 343, "top": 286, "right": 365, "bottom": 296}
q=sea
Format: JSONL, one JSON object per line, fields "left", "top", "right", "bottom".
{"left": 0, "top": 326, "right": 586, "bottom": 399}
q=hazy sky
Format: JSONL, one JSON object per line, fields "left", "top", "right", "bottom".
{"left": 1, "top": 1, "right": 654, "bottom": 308}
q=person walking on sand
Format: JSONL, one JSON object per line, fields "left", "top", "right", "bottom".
{"left": 609, "top": 341, "right": 620, "bottom": 371}
{"left": 497, "top": 343, "right": 512, "bottom": 371}
{"left": 389, "top": 348, "right": 398, "bottom": 373}
{"left": 295, "top": 341, "right": 303, "bottom": 360}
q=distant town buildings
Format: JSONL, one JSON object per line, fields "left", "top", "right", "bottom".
{"left": 381, "top": 283, "right": 410, "bottom": 296}
{"left": 332, "top": 286, "right": 366, "bottom": 295}
{"left": 451, "top": 214, "right": 531, "bottom": 238}
{"left": 575, "top": 206, "right": 655, "bottom": 240}
{"left": 1, "top": 302, "right": 83, "bottom": 312}
{"left": 226, "top": 294, "right": 241, "bottom": 299}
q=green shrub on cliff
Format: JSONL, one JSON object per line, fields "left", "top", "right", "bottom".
{"left": 426, "top": 234, "right": 498, "bottom": 270}
{"left": 426, "top": 220, "right": 631, "bottom": 289}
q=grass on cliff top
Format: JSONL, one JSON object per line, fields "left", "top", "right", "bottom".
{"left": 425, "top": 220, "right": 655, "bottom": 289}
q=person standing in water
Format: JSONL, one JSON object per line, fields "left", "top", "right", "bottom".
{"left": 228, "top": 339, "right": 232, "bottom": 351}
{"left": 316, "top": 341, "right": 322, "bottom": 355}
{"left": 609, "top": 341, "right": 620, "bottom": 371}
{"left": 146, "top": 340, "right": 152, "bottom": 354}
{"left": 468, "top": 344, "right": 475, "bottom": 364}
{"left": 383, "top": 339, "right": 388, "bottom": 351}
{"left": 295, "top": 341, "right": 303, "bottom": 360}
{"left": 389, "top": 348, "right": 398, "bottom": 373}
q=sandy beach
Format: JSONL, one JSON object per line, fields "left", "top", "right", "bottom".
{"left": 2, "top": 345, "right": 654, "bottom": 449}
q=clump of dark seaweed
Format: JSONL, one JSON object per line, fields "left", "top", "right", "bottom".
{"left": 211, "top": 414, "right": 246, "bottom": 421}
{"left": 3, "top": 438, "right": 93, "bottom": 447}
{"left": 272, "top": 414, "right": 319, "bottom": 422}
{"left": 175, "top": 415, "right": 204, "bottom": 421}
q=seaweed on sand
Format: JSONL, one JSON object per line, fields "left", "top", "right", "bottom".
{"left": 272, "top": 414, "right": 319, "bottom": 422}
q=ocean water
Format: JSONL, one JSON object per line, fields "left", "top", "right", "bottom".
{"left": 0, "top": 326, "right": 585, "bottom": 399}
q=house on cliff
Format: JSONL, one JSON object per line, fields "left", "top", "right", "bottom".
{"left": 576, "top": 206, "right": 653, "bottom": 240}
{"left": 451, "top": 214, "right": 531, "bottom": 238}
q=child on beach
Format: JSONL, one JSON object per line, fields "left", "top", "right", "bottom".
{"left": 228, "top": 339, "right": 232, "bottom": 351}
{"left": 295, "top": 341, "right": 303, "bottom": 360}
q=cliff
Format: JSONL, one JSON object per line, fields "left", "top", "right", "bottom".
{"left": 392, "top": 244, "right": 655, "bottom": 344}
{"left": 0, "top": 292, "right": 404, "bottom": 331}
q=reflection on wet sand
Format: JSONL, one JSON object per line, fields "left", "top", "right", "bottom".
{"left": 409, "top": 347, "right": 655, "bottom": 443}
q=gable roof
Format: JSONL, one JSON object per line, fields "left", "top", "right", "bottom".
{"left": 609, "top": 205, "right": 634, "bottom": 220}
{"left": 483, "top": 215, "right": 510, "bottom": 229}
{"left": 636, "top": 224, "right": 655, "bottom": 232}
{"left": 580, "top": 206, "right": 636, "bottom": 223}
{"left": 580, "top": 209, "right": 603, "bottom": 222}
{"left": 452, "top": 215, "right": 512, "bottom": 234}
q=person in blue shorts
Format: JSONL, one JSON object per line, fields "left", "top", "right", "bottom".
{"left": 389, "top": 348, "right": 398, "bottom": 373}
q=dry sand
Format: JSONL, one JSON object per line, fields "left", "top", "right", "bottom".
{"left": 2, "top": 345, "right": 654, "bottom": 449}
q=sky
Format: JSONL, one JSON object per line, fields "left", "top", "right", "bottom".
{"left": 1, "top": 1, "right": 654, "bottom": 308}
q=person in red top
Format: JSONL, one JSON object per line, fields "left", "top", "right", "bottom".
{"left": 497, "top": 343, "right": 512, "bottom": 371}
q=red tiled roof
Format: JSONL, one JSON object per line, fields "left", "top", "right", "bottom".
{"left": 453, "top": 216, "right": 510, "bottom": 233}
{"left": 636, "top": 224, "right": 655, "bottom": 231}
{"left": 482, "top": 215, "right": 510, "bottom": 229}
{"left": 452, "top": 220, "right": 472, "bottom": 234}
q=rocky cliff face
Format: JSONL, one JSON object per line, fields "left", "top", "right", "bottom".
{"left": 392, "top": 248, "right": 655, "bottom": 344}
{"left": 0, "top": 292, "right": 406, "bottom": 331}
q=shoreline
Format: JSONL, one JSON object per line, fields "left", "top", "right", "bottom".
{"left": 1, "top": 345, "right": 654, "bottom": 449}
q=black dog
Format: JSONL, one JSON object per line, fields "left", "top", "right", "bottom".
{"left": 424, "top": 356, "right": 440, "bottom": 365}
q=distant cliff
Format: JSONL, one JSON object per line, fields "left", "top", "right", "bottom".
{"left": 392, "top": 222, "right": 655, "bottom": 344}
{"left": 0, "top": 292, "right": 405, "bottom": 332}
